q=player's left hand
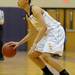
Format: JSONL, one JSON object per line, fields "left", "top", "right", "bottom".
{"left": 5, "top": 41, "right": 19, "bottom": 49}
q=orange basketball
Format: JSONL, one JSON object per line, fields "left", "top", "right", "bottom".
{"left": 2, "top": 43, "right": 16, "bottom": 58}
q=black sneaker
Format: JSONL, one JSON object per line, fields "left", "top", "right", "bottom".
{"left": 43, "top": 72, "right": 53, "bottom": 75}
{"left": 60, "top": 69, "right": 69, "bottom": 75}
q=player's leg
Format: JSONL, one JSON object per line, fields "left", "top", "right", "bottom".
{"left": 28, "top": 50, "right": 53, "bottom": 75}
{"left": 0, "top": 25, "right": 4, "bottom": 61}
{"left": 41, "top": 53, "right": 69, "bottom": 75}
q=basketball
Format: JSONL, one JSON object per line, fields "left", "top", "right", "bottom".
{"left": 2, "top": 43, "right": 16, "bottom": 58}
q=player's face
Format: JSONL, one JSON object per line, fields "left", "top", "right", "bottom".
{"left": 17, "top": 0, "right": 29, "bottom": 8}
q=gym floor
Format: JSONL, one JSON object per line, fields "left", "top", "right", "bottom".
{"left": 0, "top": 51, "right": 75, "bottom": 75}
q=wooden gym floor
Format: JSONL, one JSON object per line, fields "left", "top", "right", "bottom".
{"left": 0, "top": 51, "right": 75, "bottom": 75}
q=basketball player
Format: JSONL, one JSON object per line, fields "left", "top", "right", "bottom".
{"left": 8, "top": 0, "right": 69, "bottom": 75}
{"left": 0, "top": 10, "right": 4, "bottom": 61}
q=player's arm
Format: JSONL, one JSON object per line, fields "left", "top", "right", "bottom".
{"left": 32, "top": 6, "right": 47, "bottom": 44}
{"left": 6, "top": 26, "right": 34, "bottom": 49}
{"left": 17, "top": 19, "right": 34, "bottom": 46}
{"left": 7, "top": 16, "right": 37, "bottom": 48}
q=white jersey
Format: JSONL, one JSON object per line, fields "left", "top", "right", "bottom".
{"left": 30, "top": 11, "right": 65, "bottom": 56}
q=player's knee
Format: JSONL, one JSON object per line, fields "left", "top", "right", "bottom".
{"left": 28, "top": 51, "right": 41, "bottom": 59}
{"left": 41, "top": 53, "right": 51, "bottom": 60}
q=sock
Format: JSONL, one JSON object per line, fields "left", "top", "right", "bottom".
{"left": 60, "top": 69, "right": 69, "bottom": 75}
{"left": 42, "top": 66, "right": 53, "bottom": 75}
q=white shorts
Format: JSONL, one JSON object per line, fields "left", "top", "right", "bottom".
{"left": 34, "top": 26, "right": 65, "bottom": 56}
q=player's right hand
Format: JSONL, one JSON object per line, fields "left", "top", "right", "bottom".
{"left": 5, "top": 41, "right": 19, "bottom": 49}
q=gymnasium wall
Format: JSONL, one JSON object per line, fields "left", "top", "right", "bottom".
{"left": 0, "top": 0, "right": 17, "bottom": 7}
{"left": 0, "top": 0, "right": 28, "bottom": 51}
{"left": 0, "top": 0, "right": 75, "bottom": 8}
{"left": 0, "top": 7, "right": 27, "bottom": 51}
{"left": 32, "top": 0, "right": 75, "bottom": 8}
